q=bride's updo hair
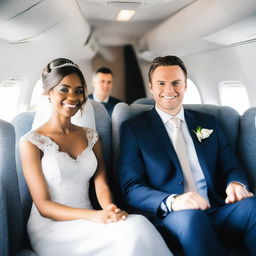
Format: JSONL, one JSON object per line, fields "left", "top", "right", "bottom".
{"left": 42, "top": 58, "right": 87, "bottom": 102}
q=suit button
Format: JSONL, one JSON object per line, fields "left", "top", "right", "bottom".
{"left": 179, "top": 181, "right": 183, "bottom": 185}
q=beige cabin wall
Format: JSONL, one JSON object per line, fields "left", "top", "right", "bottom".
{"left": 91, "top": 47, "right": 126, "bottom": 102}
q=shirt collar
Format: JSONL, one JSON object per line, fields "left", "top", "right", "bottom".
{"left": 93, "top": 93, "right": 109, "bottom": 103}
{"left": 155, "top": 106, "right": 185, "bottom": 124}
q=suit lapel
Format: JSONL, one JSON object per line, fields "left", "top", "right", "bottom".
{"left": 184, "top": 110, "right": 213, "bottom": 191}
{"left": 148, "top": 108, "right": 181, "bottom": 169}
{"left": 184, "top": 110, "right": 199, "bottom": 145}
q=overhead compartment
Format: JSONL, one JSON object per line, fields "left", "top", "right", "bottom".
{"left": 82, "top": 29, "right": 100, "bottom": 59}
{"left": 0, "top": 0, "right": 68, "bottom": 42}
{"left": 137, "top": 0, "right": 256, "bottom": 59}
{"left": 203, "top": 15, "right": 256, "bottom": 45}
{"left": 0, "top": 0, "right": 100, "bottom": 59}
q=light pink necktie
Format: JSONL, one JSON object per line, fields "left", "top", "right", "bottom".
{"left": 168, "top": 117, "right": 197, "bottom": 192}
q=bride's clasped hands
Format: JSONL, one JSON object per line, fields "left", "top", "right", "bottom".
{"left": 91, "top": 203, "right": 127, "bottom": 224}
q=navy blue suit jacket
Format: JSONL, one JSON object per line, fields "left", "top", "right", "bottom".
{"left": 88, "top": 94, "right": 121, "bottom": 116}
{"left": 119, "top": 108, "right": 248, "bottom": 219}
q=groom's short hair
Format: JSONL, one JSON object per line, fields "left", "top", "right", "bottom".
{"left": 148, "top": 55, "right": 187, "bottom": 83}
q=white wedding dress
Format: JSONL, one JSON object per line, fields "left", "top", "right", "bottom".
{"left": 22, "top": 128, "right": 172, "bottom": 256}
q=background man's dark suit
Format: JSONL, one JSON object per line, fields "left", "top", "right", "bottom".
{"left": 88, "top": 94, "right": 121, "bottom": 116}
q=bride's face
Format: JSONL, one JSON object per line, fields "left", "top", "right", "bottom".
{"left": 49, "top": 73, "right": 86, "bottom": 117}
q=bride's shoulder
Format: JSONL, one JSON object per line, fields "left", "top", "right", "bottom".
{"left": 82, "top": 127, "right": 99, "bottom": 146}
{"left": 20, "top": 129, "right": 53, "bottom": 152}
{"left": 21, "top": 129, "right": 39, "bottom": 142}
{"left": 21, "top": 124, "right": 48, "bottom": 142}
{"left": 19, "top": 130, "right": 40, "bottom": 151}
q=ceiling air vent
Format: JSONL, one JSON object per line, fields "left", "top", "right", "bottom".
{"left": 106, "top": 1, "right": 142, "bottom": 8}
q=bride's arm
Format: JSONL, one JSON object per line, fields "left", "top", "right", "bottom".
{"left": 93, "top": 140, "right": 114, "bottom": 207}
{"left": 93, "top": 140, "right": 127, "bottom": 220}
{"left": 19, "top": 139, "right": 120, "bottom": 223}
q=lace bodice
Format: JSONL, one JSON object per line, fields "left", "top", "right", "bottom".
{"left": 23, "top": 129, "right": 172, "bottom": 256}
{"left": 21, "top": 128, "right": 99, "bottom": 212}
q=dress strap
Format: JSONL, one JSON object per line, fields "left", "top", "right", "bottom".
{"left": 21, "top": 131, "right": 58, "bottom": 152}
{"left": 85, "top": 128, "right": 99, "bottom": 149}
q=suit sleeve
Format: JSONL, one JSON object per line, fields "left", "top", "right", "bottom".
{"left": 215, "top": 121, "right": 249, "bottom": 189}
{"left": 118, "top": 121, "right": 170, "bottom": 217}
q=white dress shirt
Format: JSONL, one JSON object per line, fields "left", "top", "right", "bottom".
{"left": 92, "top": 93, "right": 109, "bottom": 103}
{"left": 156, "top": 107, "right": 209, "bottom": 213}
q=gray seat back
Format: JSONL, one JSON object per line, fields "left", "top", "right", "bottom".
{"left": 239, "top": 107, "right": 256, "bottom": 193}
{"left": 112, "top": 103, "right": 153, "bottom": 171}
{"left": 183, "top": 104, "right": 240, "bottom": 151}
{"left": 0, "top": 180, "right": 8, "bottom": 256}
{"left": 132, "top": 97, "right": 155, "bottom": 105}
{"left": 11, "top": 112, "right": 35, "bottom": 232}
{"left": 0, "top": 119, "right": 23, "bottom": 256}
{"left": 112, "top": 102, "right": 247, "bottom": 256}
{"left": 112, "top": 103, "right": 240, "bottom": 171}
{"left": 91, "top": 101, "right": 112, "bottom": 172}
{"left": 11, "top": 100, "right": 111, "bottom": 253}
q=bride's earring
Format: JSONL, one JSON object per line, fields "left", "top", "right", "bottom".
{"left": 48, "top": 97, "right": 51, "bottom": 103}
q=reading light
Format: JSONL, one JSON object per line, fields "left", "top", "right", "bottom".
{"left": 116, "top": 10, "right": 135, "bottom": 22}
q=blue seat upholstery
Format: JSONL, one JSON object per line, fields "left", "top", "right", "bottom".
{"left": 112, "top": 103, "right": 240, "bottom": 168}
{"left": 11, "top": 111, "right": 35, "bottom": 244}
{"left": 0, "top": 119, "right": 34, "bottom": 256}
{"left": 239, "top": 107, "right": 256, "bottom": 193}
{"left": 1, "top": 100, "right": 252, "bottom": 255}
{"left": 112, "top": 103, "right": 152, "bottom": 171}
{"left": 132, "top": 97, "right": 155, "bottom": 105}
{"left": 112, "top": 102, "right": 246, "bottom": 256}
{"left": 0, "top": 180, "right": 8, "bottom": 256}
{"left": 10, "top": 100, "right": 111, "bottom": 255}
{"left": 183, "top": 104, "right": 240, "bottom": 152}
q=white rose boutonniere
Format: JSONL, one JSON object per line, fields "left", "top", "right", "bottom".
{"left": 193, "top": 126, "right": 213, "bottom": 142}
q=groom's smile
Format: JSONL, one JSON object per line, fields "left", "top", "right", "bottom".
{"left": 149, "top": 65, "right": 187, "bottom": 116}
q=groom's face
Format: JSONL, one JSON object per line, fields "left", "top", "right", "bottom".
{"left": 149, "top": 65, "right": 187, "bottom": 116}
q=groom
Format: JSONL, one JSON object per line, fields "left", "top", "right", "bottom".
{"left": 118, "top": 56, "right": 256, "bottom": 256}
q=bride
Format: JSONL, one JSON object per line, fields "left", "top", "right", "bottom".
{"left": 19, "top": 58, "right": 173, "bottom": 256}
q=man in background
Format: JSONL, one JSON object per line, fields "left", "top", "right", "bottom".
{"left": 88, "top": 67, "right": 121, "bottom": 116}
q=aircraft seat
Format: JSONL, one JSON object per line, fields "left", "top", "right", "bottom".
{"left": 0, "top": 180, "right": 8, "bottom": 256}
{"left": 112, "top": 102, "right": 247, "bottom": 256}
{"left": 132, "top": 97, "right": 155, "bottom": 105}
{"left": 239, "top": 106, "right": 256, "bottom": 193}
{"left": 10, "top": 100, "right": 111, "bottom": 255}
{"left": 113, "top": 103, "right": 240, "bottom": 159}
{"left": 131, "top": 101, "right": 240, "bottom": 149}
{"left": 0, "top": 119, "right": 35, "bottom": 256}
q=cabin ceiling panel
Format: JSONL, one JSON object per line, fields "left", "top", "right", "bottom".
{"left": 203, "top": 15, "right": 256, "bottom": 45}
{"left": 0, "top": 0, "right": 95, "bottom": 63}
{"left": 0, "top": 0, "right": 69, "bottom": 42}
{"left": 0, "top": 0, "right": 41, "bottom": 21}
{"left": 91, "top": 19, "right": 157, "bottom": 45}
{"left": 78, "top": 0, "right": 195, "bottom": 21}
{"left": 77, "top": 0, "right": 195, "bottom": 46}
{"left": 138, "top": 0, "right": 256, "bottom": 59}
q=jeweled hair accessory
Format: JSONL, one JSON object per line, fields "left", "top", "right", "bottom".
{"left": 52, "top": 63, "right": 79, "bottom": 70}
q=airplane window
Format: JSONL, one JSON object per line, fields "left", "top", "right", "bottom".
{"left": 183, "top": 78, "right": 202, "bottom": 104}
{"left": 30, "top": 79, "right": 44, "bottom": 110}
{"left": 218, "top": 81, "right": 249, "bottom": 114}
{"left": 0, "top": 79, "right": 20, "bottom": 121}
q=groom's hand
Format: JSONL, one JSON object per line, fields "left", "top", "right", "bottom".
{"left": 171, "top": 192, "right": 210, "bottom": 211}
{"left": 225, "top": 182, "right": 253, "bottom": 204}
